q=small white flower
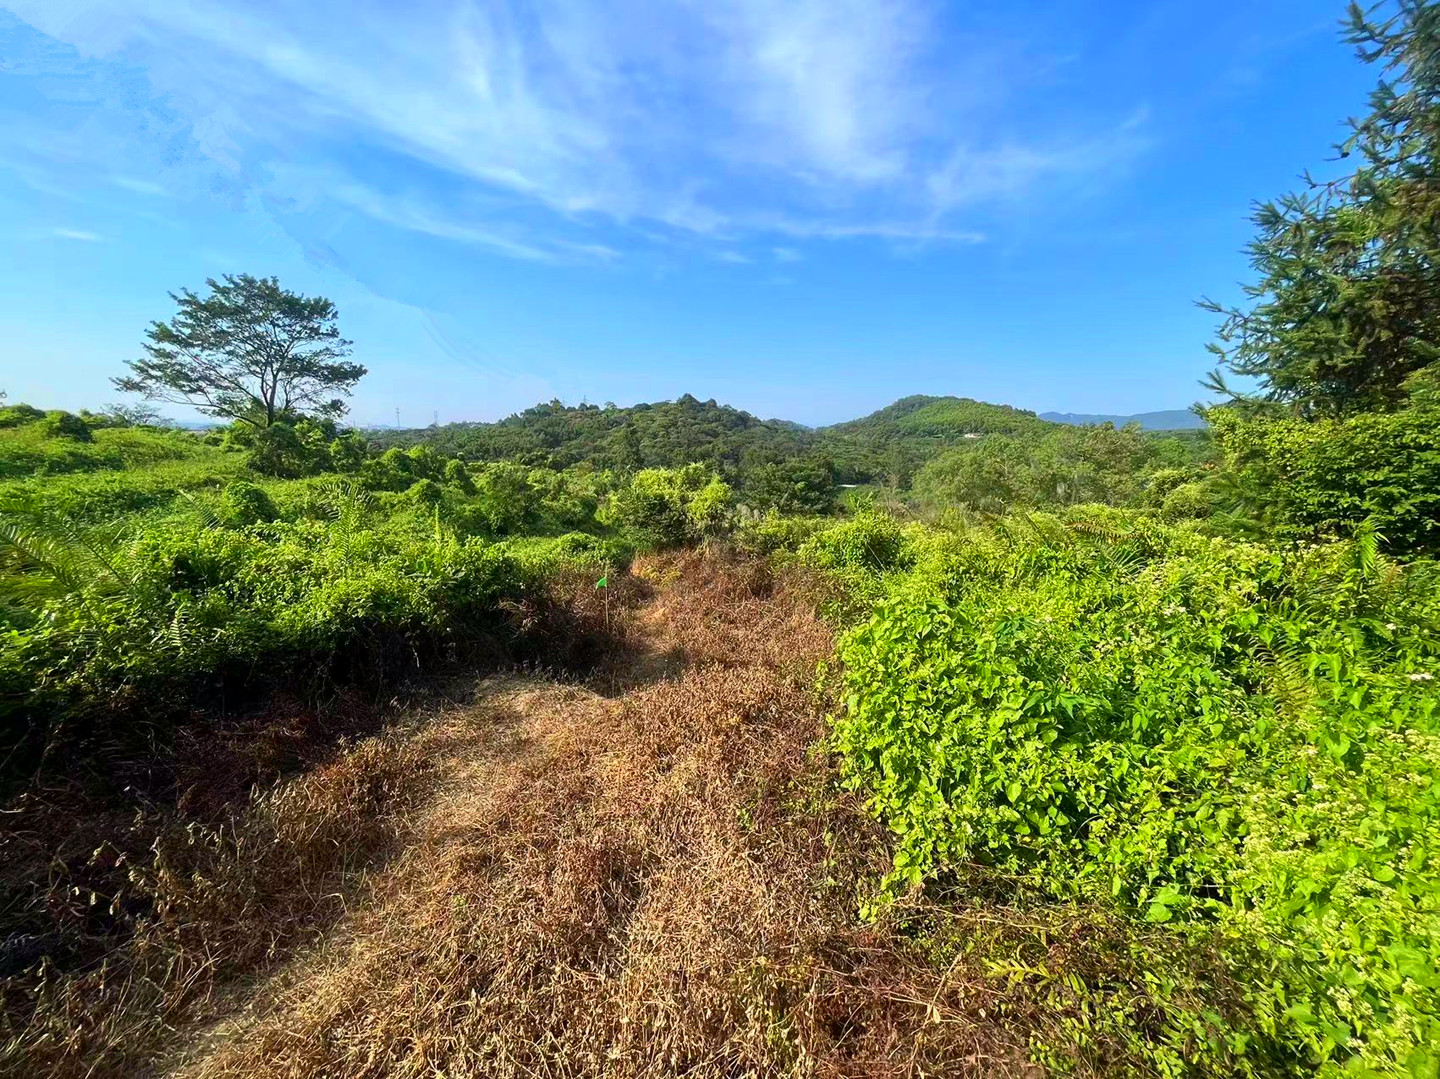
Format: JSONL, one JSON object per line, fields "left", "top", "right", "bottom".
{"left": 1408, "top": 672, "right": 1434, "bottom": 682}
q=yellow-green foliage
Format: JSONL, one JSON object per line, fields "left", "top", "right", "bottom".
{"left": 1207, "top": 405, "right": 1440, "bottom": 555}
{"left": 911, "top": 423, "right": 1202, "bottom": 513}
{"left": 818, "top": 511, "right": 1440, "bottom": 1075}
{"left": 0, "top": 418, "right": 210, "bottom": 481}
{"left": 0, "top": 415, "right": 645, "bottom": 768}
{"left": 604, "top": 464, "right": 733, "bottom": 549}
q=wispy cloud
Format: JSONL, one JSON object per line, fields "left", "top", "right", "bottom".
{"left": 7, "top": 0, "right": 1149, "bottom": 261}
{"left": 772, "top": 247, "right": 802, "bottom": 263}
{"left": 53, "top": 227, "right": 103, "bottom": 241}
{"left": 110, "top": 175, "right": 166, "bottom": 196}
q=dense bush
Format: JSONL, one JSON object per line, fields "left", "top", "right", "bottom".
{"left": 827, "top": 513, "right": 1440, "bottom": 1074}
{"left": 0, "top": 413, "right": 674, "bottom": 778}
{"left": 912, "top": 424, "right": 1209, "bottom": 514}
{"left": 216, "top": 481, "right": 278, "bottom": 527}
{"left": 0, "top": 404, "right": 44, "bottom": 429}
{"left": 742, "top": 456, "right": 837, "bottom": 514}
{"left": 41, "top": 411, "right": 92, "bottom": 442}
{"left": 605, "top": 465, "right": 733, "bottom": 549}
{"left": 0, "top": 507, "right": 625, "bottom": 746}
{"left": 1208, "top": 406, "right": 1440, "bottom": 555}
{"left": 735, "top": 511, "right": 830, "bottom": 556}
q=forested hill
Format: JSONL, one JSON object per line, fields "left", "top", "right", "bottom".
{"left": 368, "top": 393, "right": 1066, "bottom": 482}
{"left": 368, "top": 394, "right": 814, "bottom": 472}
{"left": 824, "top": 394, "right": 1054, "bottom": 438}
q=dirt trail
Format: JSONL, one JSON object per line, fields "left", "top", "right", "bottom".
{"left": 147, "top": 553, "right": 1030, "bottom": 1078}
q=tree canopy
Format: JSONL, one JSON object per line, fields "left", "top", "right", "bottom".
{"left": 1202, "top": 0, "right": 1440, "bottom": 416}
{"left": 115, "top": 274, "right": 365, "bottom": 427}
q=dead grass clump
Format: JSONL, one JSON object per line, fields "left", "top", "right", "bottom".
{"left": 633, "top": 547, "right": 833, "bottom": 674}
{"left": 1, "top": 730, "right": 435, "bottom": 1077}
{"left": 504, "top": 566, "right": 651, "bottom": 683}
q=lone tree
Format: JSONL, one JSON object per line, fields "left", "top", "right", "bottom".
{"left": 114, "top": 274, "right": 366, "bottom": 427}
{"left": 1201, "top": 0, "right": 1440, "bottom": 417}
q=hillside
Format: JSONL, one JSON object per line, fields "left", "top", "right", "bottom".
{"left": 368, "top": 394, "right": 813, "bottom": 472}
{"left": 823, "top": 394, "right": 1054, "bottom": 439}
{"left": 372, "top": 393, "right": 1076, "bottom": 488}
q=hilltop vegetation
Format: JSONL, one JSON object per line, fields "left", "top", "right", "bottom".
{"left": 375, "top": 392, "right": 1212, "bottom": 511}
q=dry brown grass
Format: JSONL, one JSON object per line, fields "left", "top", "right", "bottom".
{"left": 3, "top": 551, "right": 1087, "bottom": 1079}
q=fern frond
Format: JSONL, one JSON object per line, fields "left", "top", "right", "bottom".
{"left": 178, "top": 490, "right": 223, "bottom": 531}
{"left": 0, "top": 503, "right": 140, "bottom": 609}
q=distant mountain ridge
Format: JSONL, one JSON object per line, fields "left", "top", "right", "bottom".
{"left": 1040, "top": 409, "right": 1205, "bottom": 431}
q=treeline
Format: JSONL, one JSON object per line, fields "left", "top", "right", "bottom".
{"left": 372, "top": 392, "right": 1217, "bottom": 515}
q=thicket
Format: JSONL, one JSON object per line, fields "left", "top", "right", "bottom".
{"left": 732, "top": 508, "right": 1440, "bottom": 1075}
{"left": 911, "top": 422, "right": 1212, "bottom": 514}
{"left": 802, "top": 3, "right": 1440, "bottom": 1072}
{"left": 0, "top": 411, "right": 735, "bottom": 784}
{"left": 1204, "top": 405, "right": 1440, "bottom": 554}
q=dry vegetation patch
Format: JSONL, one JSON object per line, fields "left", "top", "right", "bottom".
{"left": 5, "top": 552, "right": 1110, "bottom": 1079}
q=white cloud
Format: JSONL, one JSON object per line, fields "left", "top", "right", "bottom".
{"left": 110, "top": 175, "right": 166, "bottom": 196}
{"left": 772, "top": 246, "right": 802, "bottom": 263}
{"left": 53, "top": 227, "right": 103, "bottom": 241}
{"left": 7, "top": 0, "right": 1148, "bottom": 260}
{"left": 700, "top": 0, "right": 931, "bottom": 184}
{"left": 927, "top": 123, "right": 1150, "bottom": 212}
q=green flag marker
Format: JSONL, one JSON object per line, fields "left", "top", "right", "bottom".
{"left": 595, "top": 576, "right": 608, "bottom": 589}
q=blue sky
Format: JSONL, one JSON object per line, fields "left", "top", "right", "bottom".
{"left": 1, "top": 0, "right": 1376, "bottom": 427}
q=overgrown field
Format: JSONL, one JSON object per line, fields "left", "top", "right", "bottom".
{"left": 3, "top": 400, "right": 1440, "bottom": 1076}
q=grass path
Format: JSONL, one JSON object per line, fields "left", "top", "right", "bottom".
{"left": 146, "top": 553, "right": 1034, "bottom": 1078}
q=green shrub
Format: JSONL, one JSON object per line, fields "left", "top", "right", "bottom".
{"left": 743, "top": 456, "right": 836, "bottom": 514}
{"left": 473, "top": 463, "right": 538, "bottom": 534}
{"left": 360, "top": 447, "right": 416, "bottom": 492}
{"left": 0, "top": 514, "right": 539, "bottom": 729}
{"left": 735, "top": 511, "right": 829, "bottom": 556}
{"left": 606, "top": 465, "right": 732, "bottom": 549}
{"left": 0, "top": 404, "right": 44, "bottom": 428}
{"left": 1160, "top": 480, "right": 1213, "bottom": 520}
{"left": 41, "top": 410, "right": 92, "bottom": 442}
{"left": 0, "top": 458, "right": 242, "bottom": 520}
{"left": 831, "top": 518, "right": 1440, "bottom": 1074}
{"left": 216, "top": 481, "right": 279, "bottom": 527}
{"left": 244, "top": 422, "right": 324, "bottom": 478}
{"left": 1142, "top": 466, "right": 1193, "bottom": 507}
{"left": 1208, "top": 405, "right": 1440, "bottom": 555}
{"left": 404, "top": 478, "right": 444, "bottom": 507}
{"left": 443, "top": 458, "right": 475, "bottom": 494}
{"left": 796, "top": 509, "right": 908, "bottom": 575}
{"left": 687, "top": 476, "right": 733, "bottom": 539}
{"left": 328, "top": 432, "right": 369, "bottom": 473}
